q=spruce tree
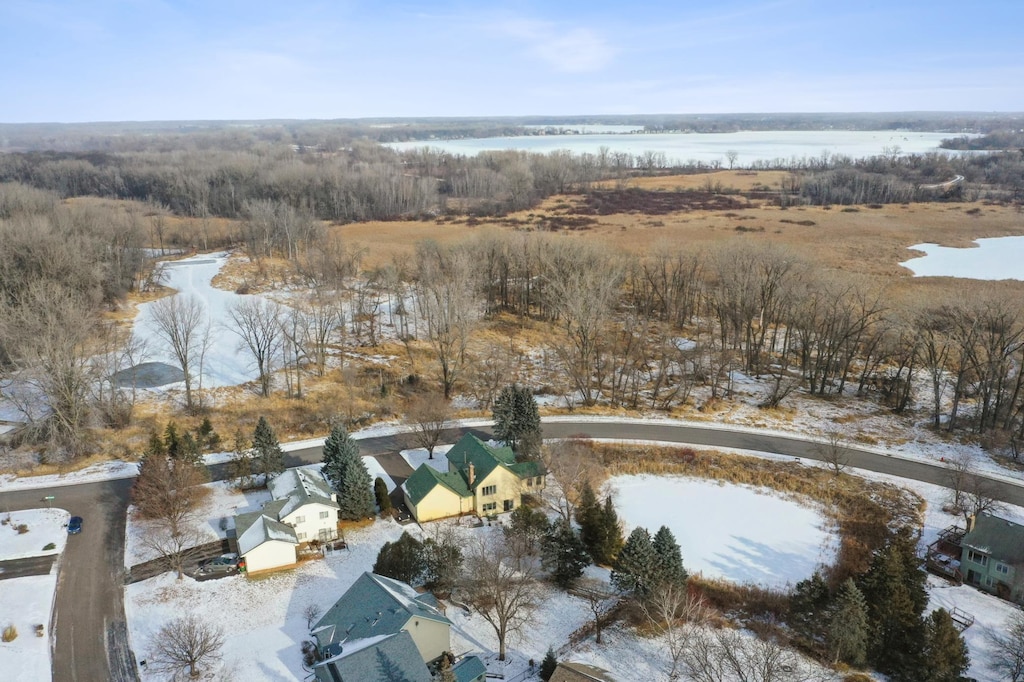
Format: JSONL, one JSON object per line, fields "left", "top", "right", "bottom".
{"left": 539, "top": 648, "right": 558, "bottom": 682}
{"left": 611, "top": 527, "right": 657, "bottom": 596}
{"left": 164, "top": 421, "right": 181, "bottom": 459}
{"left": 373, "top": 531, "right": 425, "bottom": 584}
{"left": 505, "top": 505, "right": 550, "bottom": 555}
{"left": 593, "top": 495, "right": 624, "bottom": 565}
{"left": 827, "top": 578, "right": 869, "bottom": 668}
{"left": 322, "top": 424, "right": 360, "bottom": 491}
{"left": 541, "top": 518, "right": 591, "bottom": 589}
{"left": 651, "top": 525, "right": 687, "bottom": 588}
{"left": 146, "top": 430, "right": 167, "bottom": 458}
{"left": 337, "top": 452, "right": 375, "bottom": 520}
{"left": 252, "top": 416, "right": 285, "bottom": 480}
{"left": 923, "top": 608, "right": 970, "bottom": 682}
{"left": 492, "top": 384, "right": 542, "bottom": 457}
{"left": 179, "top": 431, "right": 202, "bottom": 467}
{"left": 575, "top": 480, "right": 602, "bottom": 558}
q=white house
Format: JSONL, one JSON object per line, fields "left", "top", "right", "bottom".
{"left": 233, "top": 466, "right": 340, "bottom": 574}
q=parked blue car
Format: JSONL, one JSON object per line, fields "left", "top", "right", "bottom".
{"left": 67, "top": 516, "right": 83, "bottom": 534}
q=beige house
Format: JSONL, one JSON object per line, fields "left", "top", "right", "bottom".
{"left": 402, "top": 434, "right": 545, "bottom": 523}
{"left": 233, "top": 466, "right": 340, "bottom": 573}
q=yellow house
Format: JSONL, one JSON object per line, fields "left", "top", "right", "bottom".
{"left": 402, "top": 434, "right": 546, "bottom": 523}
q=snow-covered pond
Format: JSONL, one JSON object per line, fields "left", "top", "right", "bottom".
{"left": 608, "top": 475, "right": 836, "bottom": 587}
{"left": 132, "top": 252, "right": 255, "bottom": 389}
{"left": 900, "top": 236, "right": 1024, "bottom": 280}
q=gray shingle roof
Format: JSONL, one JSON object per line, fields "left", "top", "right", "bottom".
{"left": 962, "top": 512, "right": 1024, "bottom": 564}
{"left": 234, "top": 510, "right": 298, "bottom": 556}
{"left": 313, "top": 630, "right": 431, "bottom": 682}
{"left": 452, "top": 655, "right": 487, "bottom": 682}
{"left": 268, "top": 467, "right": 339, "bottom": 518}
{"left": 313, "top": 572, "right": 452, "bottom": 648}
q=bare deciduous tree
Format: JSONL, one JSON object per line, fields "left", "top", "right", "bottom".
{"left": 226, "top": 298, "right": 282, "bottom": 397}
{"left": 151, "top": 614, "right": 225, "bottom": 680}
{"left": 682, "top": 627, "right": 822, "bottom": 682}
{"left": 416, "top": 242, "right": 481, "bottom": 399}
{"left": 540, "top": 439, "right": 601, "bottom": 522}
{"left": 574, "top": 578, "right": 618, "bottom": 646}
{"left": 988, "top": 609, "right": 1024, "bottom": 682}
{"left": 816, "top": 429, "right": 848, "bottom": 476}
{"left": 639, "top": 584, "right": 708, "bottom": 679}
{"left": 141, "top": 520, "right": 204, "bottom": 581}
{"left": 149, "top": 295, "right": 209, "bottom": 412}
{"left": 458, "top": 535, "right": 539, "bottom": 661}
{"left": 406, "top": 390, "right": 451, "bottom": 459}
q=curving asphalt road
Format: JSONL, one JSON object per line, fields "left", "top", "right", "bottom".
{"left": 3, "top": 418, "right": 1024, "bottom": 682}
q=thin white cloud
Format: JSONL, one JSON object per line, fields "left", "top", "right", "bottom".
{"left": 496, "top": 18, "right": 615, "bottom": 73}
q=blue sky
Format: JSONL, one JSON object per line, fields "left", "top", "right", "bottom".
{"left": 2, "top": 0, "right": 1022, "bottom": 122}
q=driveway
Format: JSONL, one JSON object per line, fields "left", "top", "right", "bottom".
{"left": 0, "top": 554, "right": 56, "bottom": 580}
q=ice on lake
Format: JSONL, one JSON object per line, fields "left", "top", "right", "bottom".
{"left": 900, "top": 236, "right": 1024, "bottom": 281}
{"left": 608, "top": 475, "right": 836, "bottom": 587}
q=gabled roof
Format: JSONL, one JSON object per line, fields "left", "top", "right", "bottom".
{"left": 445, "top": 434, "right": 516, "bottom": 484}
{"left": 234, "top": 510, "right": 298, "bottom": 556}
{"left": 962, "top": 512, "right": 1024, "bottom": 564}
{"left": 404, "top": 464, "right": 472, "bottom": 505}
{"left": 313, "top": 630, "right": 430, "bottom": 682}
{"left": 508, "top": 460, "right": 545, "bottom": 478}
{"left": 268, "top": 467, "right": 339, "bottom": 518}
{"left": 313, "top": 572, "right": 452, "bottom": 648}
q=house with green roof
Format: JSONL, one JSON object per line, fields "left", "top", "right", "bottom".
{"left": 311, "top": 571, "right": 485, "bottom": 682}
{"left": 402, "top": 433, "right": 546, "bottom": 523}
{"left": 960, "top": 512, "right": 1024, "bottom": 604}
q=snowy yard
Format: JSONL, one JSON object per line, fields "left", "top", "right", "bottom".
{"left": 0, "top": 508, "right": 71, "bottom": 682}
{"left": 400, "top": 444, "right": 454, "bottom": 474}
{"left": 608, "top": 474, "right": 837, "bottom": 587}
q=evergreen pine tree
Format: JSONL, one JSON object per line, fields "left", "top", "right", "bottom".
{"left": 790, "top": 571, "right": 831, "bottom": 643}
{"left": 423, "top": 536, "right": 463, "bottom": 595}
{"left": 164, "top": 421, "right": 181, "bottom": 459}
{"left": 337, "top": 449, "right": 375, "bottom": 520}
{"left": 575, "top": 480, "right": 602, "bottom": 559}
{"left": 539, "top": 648, "right": 558, "bottom": 682}
{"left": 492, "top": 384, "right": 542, "bottom": 457}
{"left": 374, "top": 477, "right": 392, "bottom": 515}
{"left": 541, "top": 518, "right": 591, "bottom": 589}
{"left": 827, "top": 578, "right": 869, "bottom": 668}
{"left": 651, "top": 525, "right": 687, "bottom": 588}
{"left": 198, "top": 416, "right": 220, "bottom": 449}
{"left": 858, "top": 538, "right": 927, "bottom": 680}
{"left": 145, "top": 430, "right": 167, "bottom": 458}
{"left": 592, "top": 495, "right": 624, "bottom": 565}
{"left": 372, "top": 531, "right": 425, "bottom": 584}
{"left": 252, "top": 416, "right": 285, "bottom": 480}
{"left": 322, "top": 424, "right": 360, "bottom": 491}
{"left": 179, "top": 431, "right": 202, "bottom": 467}
{"left": 611, "top": 527, "right": 657, "bottom": 596}
{"left": 505, "top": 505, "right": 550, "bottom": 555}
{"left": 923, "top": 608, "right": 970, "bottom": 682}
{"left": 228, "top": 428, "right": 254, "bottom": 488}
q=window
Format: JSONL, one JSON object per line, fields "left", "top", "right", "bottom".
{"left": 504, "top": 499, "right": 514, "bottom": 512}
{"left": 294, "top": 515, "right": 305, "bottom": 524}
{"left": 482, "top": 502, "right": 497, "bottom": 513}
{"left": 968, "top": 550, "right": 989, "bottom": 567}
{"left": 319, "top": 511, "right": 330, "bottom": 520}
{"left": 526, "top": 477, "right": 533, "bottom": 487}
{"left": 996, "top": 563, "right": 1010, "bottom": 575}
{"left": 481, "top": 485, "right": 497, "bottom": 496}
{"left": 297, "top": 532, "right": 307, "bottom": 541}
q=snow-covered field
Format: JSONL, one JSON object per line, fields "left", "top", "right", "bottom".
{"left": 608, "top": 474, "right": 836, "bottom": 587}
{"left": 0, "top": 508, "right": 71, "bottom": 682}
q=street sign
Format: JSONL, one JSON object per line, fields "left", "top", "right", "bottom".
{"left": 44, "top": 496, "right": 55, "bottom": 500}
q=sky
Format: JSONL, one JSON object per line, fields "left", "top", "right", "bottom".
{"left": 2, "top": 0, "right": 1023, "bottom": 123}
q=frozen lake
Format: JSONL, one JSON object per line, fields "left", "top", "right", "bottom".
{"left": 388, "top": 130, "right": 955, "bottom": 166}
{"left": 608, "top": 474, "right": 836, "bottom": 587}
{"left": 900, "top": 236, "right": 1024, "bottom": 280}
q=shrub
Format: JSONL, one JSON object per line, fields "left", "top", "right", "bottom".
{"left": 15, "top": 524, "right": 28, "bottom": 534}
{"left": 2, "top": 625, "right": 17, "bottom": 642}
{"left": 43, "top": 542, "right": 56, "bottom": 551}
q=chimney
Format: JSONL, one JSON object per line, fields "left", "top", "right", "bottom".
{"left": 468, "top": 462, "right": 476, "bottom": 487}
{"left": 966, "top": 514, "right": 976, "bottom": 533}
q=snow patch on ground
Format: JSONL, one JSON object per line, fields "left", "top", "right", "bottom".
{"left": 400, "top": 444, "right": 454, "bottom": 474}
{"left": 0, "top": 508, "right": 71, "bottom": 682}
{"left": 608, "top": 475, "right": 837, "bottom": 587}
{"left": 361, "top": 455, "right": 396, "bottom": 492}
